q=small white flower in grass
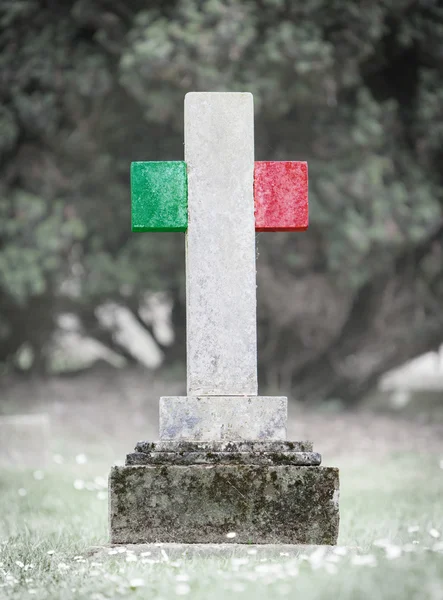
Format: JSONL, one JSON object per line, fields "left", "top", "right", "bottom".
{"left": 47, "top": 550, "right": 55, "bottom": 556}
{"left": 385, "top": 545, "right": 402, "bottom": 560}
{"left": 24, "top": 564, "right": 34, "bottom": 571}
{"left": 73, "top": 556, "right": 84, "bottom": 561}
{"left": 161, "top": 549, "right": 170, "bottom": 562}
{"left": 429, "top": 529, "right": 440, "bottom": 539}
{"left": 15, "top": 561, "right": 24, "bottom": 568}
{"left": 73, "top": 479, "right": 85, "bottom": 490}
{"left": 140, "top": 551, "right": 151, "bottom": 557}
{"left": 309, "top": 547, "right": 326, "bottom": 567}
{"left": 126, "top": 554, "right": 137, "bottom": 562}
{"left": 279, "top": 552, "right": 289, "bottom": 556}
{"left": 247, "top": 549, "right": 257, "bottom": 555}
{"left": 129, "top": 578, "right": 145, "bottom": 589}
{"left": 33, "top": 470, "right": 44, "bottom": 480}
{"left": 231, "top": 558, "right": 249, "bottom": 567}
{"left": 351, "top": 554, "right": 377, "bottom": 567}
{"left": 75, "top": 453, "right": 88, "bottom": 464}
{"left": 175, "top": 583, "right": 191, "bottom": 595}
{"left": 18, "top": 488, "right": 27, "bottom": 497}
{"left": 176, "top": 574, "right": 190, "bottom": 582}
{"left": 94, "top": 476, "right": 107, "bottom": 488}
{"left": 412, "top": 540, "right": 419, "bottom": 544}
{"left": 226, "top": 532, "right": 236, "bottom": 539}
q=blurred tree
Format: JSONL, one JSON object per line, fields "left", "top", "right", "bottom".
{"left": 0, "top": 0, "right": 442, "bottom": 402}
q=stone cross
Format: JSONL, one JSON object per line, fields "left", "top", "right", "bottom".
{"left": 110, "top": 92, "right": 339, "bottom": 546}
{"left": 131, "top": 92, "right": 308, "bottom": 441}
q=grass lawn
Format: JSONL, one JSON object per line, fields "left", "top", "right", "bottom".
{"left": 0, "top": 372, "right": 442, "bottom": 599}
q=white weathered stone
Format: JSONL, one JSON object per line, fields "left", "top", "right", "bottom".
{"left": 159, "top": 396, "right": 287, "bottom": 441}
{"left": 185, "top": 92, "right": 257, "bottom": 396}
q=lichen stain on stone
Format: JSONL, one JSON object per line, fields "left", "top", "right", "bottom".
{"left": 263, "top": 483, "right": 278, "bottom": 500}
{"left": 110, "top": 465, "right": 339, "bottom": 544}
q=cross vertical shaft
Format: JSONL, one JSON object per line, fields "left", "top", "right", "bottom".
{"left": 184, "top": 92, "right": 258, "bottom": 396}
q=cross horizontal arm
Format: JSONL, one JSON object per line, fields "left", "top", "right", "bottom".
{"left": 131, "top": 161, "right": 188, "bottom": 232}
{"left": 254, "top": 161, "right": 308, "bottom": 232}
{"left": 131, "top": 160, "right": 308, "bottom": 234}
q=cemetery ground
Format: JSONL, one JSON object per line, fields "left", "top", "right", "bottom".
{"left": 0, "top": 368, "right": 442, "bottom": 600}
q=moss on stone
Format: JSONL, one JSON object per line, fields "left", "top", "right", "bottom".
{"left": 109, "top": 465, "right": 339, "bottom": 545}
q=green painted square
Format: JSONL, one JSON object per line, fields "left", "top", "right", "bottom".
{"left": 131, "top": 161, "right": 188, "bottom": 232}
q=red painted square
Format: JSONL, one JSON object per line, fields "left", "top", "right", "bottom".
{"left": 254, "top": 161, "right": 308, "bottom": 232}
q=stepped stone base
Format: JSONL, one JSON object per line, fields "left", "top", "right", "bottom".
{"left": 109, "top": 453, "right": 339, "bottom": 544}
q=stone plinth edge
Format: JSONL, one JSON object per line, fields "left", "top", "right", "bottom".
{"left": 159, "top": 396, "right": 287, "bottom": 441}
{"left": 135, "top": 440, "right": 313, "bottom": 453}
{"left": 109, "top": 464, "right": 339, "bottom": 545}
{"left": 126, "top": 450, "right": 321, "bottom": 466}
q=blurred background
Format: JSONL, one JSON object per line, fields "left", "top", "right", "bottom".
{"left": 1, "top": 0, "right": 443, "bottom": 433}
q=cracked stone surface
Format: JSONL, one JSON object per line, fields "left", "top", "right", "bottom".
{"left": 109, "top": 465, "right": 339, "bottom": 545}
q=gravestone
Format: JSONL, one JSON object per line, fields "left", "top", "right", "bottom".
{"left": 109, "top": 92, "right": 339, "bottom": 544}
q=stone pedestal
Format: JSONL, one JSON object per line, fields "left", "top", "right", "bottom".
{"left": 109, "top": 441, "right": 339, "bottom": 545}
